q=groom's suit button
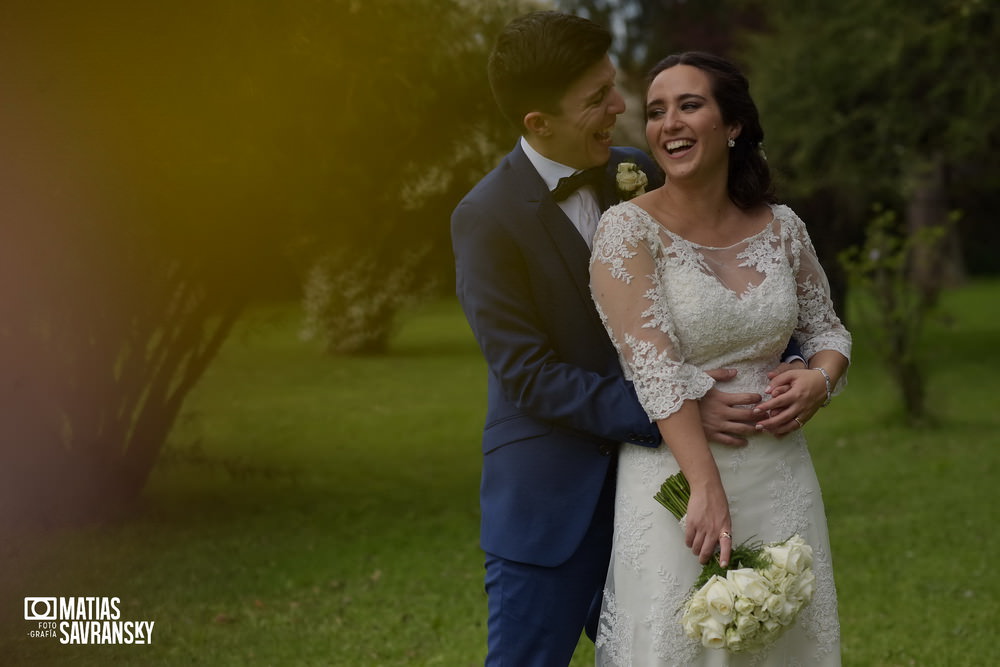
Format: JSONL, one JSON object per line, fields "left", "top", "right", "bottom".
{"left": 597, "top": 443, "right": 615, "bottom": 456}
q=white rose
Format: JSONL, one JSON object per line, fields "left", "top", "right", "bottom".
{"left": 735, "top": 613, "right": 759, "bottom": 639}
{"left": 751, "top": 604, "right": 770, "bottom": 622}
{"left": 727, "top": 568, "right": 770, "bottom": 605}
{"left": 725, "top": 627, "right": 744, "bottom": 651}
{"left": 734, "top": 596, "right": 755, "bottom": 616}
{"left": 703, "top": 575, "right": 735, "bottom": 624}
{"left": 770, "top": 570, "right": 796, "bottom": 597}
{"left": 761, "top": 561, "right": 786, "bottom": 582}
{"left": 682, "top": 614, "right": 701, "bottom": 640}
{"left": 698, "top": 617, "right": 726, "bottom": 649}
{"left": 685, "top": 593, "right": 711, "bottom": 623}
{"left": 776, "top": 599, "right": 800, "bottom": 625}
{"left": 764, "top": 593, "right": 784, "bottom": 616}
{"left": 787, "top": 536, "right": 813, "bottom": 567}
{"left": 766, "top": 544, "right": 793, "bottom": 574}
{"left": 792, "top": 569, "right": 816, "bottom": 602}
{"left": 768, "top": 537, "right": 813, "bottom": 574}
{"left": 785, "top": 534, "right": 809, "bottom": 550}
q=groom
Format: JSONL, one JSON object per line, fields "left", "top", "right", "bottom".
{"left": 451, "top": 11, "right": 794, "bottom": 665}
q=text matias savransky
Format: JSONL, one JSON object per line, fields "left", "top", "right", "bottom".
{"left": 24, "top": 596, "right": 155, "bottom": 645}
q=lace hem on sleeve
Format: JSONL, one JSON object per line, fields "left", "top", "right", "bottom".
{"left": 780, "top": 206, "right": 852, "bottom": 394}
{"left": 625, "top": 334, "right": 716, "bottom": 420}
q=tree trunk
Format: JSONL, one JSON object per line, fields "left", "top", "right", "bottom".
{"left": 907, "top": 154, "right": 964, "bottom": 306}
{"left": 894, "top": 359, "right": 926, "bottom": 427}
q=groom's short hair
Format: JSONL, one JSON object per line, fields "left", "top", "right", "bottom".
{"left": 488, "top": 11, "right": 612, "bottom": 131}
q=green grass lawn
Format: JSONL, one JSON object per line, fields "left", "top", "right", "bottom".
{"left": 2, "top": 281, "right": 999, "bottom": 666}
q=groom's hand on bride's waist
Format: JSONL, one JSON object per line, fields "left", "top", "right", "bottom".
{"left": 700, "top": 368, "right": 767, "bottom": 447}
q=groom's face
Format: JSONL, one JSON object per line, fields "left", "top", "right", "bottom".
{"left": 543, "top": 55, "right": 625, "bottom": 170}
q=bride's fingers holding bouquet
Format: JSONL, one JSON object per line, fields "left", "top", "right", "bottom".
{"left": 688, "top": 520, "right": 733, "bottom": 567}
{"left": 717, "top": 528, "right": 733, "bottom": 569}
{"left": 685, "top": 483, "right": 733, "bottom": 567}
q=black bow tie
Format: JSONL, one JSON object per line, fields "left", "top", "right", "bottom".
{"left": 550, "top": 166, "right": 605, "bottom": 202}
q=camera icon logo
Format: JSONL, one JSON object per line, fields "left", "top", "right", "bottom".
{"left": 24, "top": 597, "right": 57, "bottom": 621}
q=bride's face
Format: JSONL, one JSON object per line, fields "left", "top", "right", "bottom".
{"left": 644, "top": 65, "right": 740, "bottom": 183}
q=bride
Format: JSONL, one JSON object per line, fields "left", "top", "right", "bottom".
{"left": 590, "top": 52, "right": 851, "bottom": 665}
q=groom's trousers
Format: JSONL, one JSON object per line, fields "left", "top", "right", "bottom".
{"left": 483, "top": 460, "right": 616, "bottom": 666}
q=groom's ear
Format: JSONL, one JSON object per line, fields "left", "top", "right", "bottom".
{"left": 523, "top": 111, "right": 551, "bottom": 138}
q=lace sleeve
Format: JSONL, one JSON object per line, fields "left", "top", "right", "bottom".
{"left": 781, "top": 206, "right": 853, "bottom": 394}
{"left": 590, "top": 204, "right": 714, "bottom": 421}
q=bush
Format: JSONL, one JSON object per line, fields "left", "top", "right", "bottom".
{"left": 300, "top": 248, "right": 436, "bottom": 355}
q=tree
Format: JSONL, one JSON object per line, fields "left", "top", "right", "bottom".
{"left": 558, "top": 0, "right": 770, "bottom": 147}
{"left": 741, "top": 0, "right": 999, "bottom": 285}
{"left": 740, "top": 0, "right": 999, "bottom": 419}
{"left": 0, "top": 0, "right": 524, "bottom": 532}
{"left": 839, "top": 207, "right": 950, "bottom": 424}
{"left": 560, "top": 0, "right": 768, "bottom": 78}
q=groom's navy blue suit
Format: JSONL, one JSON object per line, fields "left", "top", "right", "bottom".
{"left": 452, "top": 142, "right": 664, "bottom": 663}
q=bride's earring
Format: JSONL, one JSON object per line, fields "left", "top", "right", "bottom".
{"left": 727, "top": 137, "right": 736, "bottom": 148}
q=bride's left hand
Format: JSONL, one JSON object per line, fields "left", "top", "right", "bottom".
{"left": 751, "top": 368, "right": 828, "bottom": 436}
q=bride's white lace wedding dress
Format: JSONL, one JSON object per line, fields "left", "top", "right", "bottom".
{"left": 589, "top": 201, "right": 851, "bottom": 666}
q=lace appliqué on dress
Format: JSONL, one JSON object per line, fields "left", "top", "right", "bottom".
{"left": 799, "top": 544, "right": 841, "bottom": 661}
{"left": 615, "top": 493, "right": 655, "bottom": 574}
{"left": 596, "top": 587, "right": 633, "bottom": 667}
{"left": 768, "top": 456, "right": 813, "bottom": 539}
{"left": 647, "top": 565, "right": 701, "bottom": 666}
{"left": 591, "top": 206, "right": 651, "bottom": 285}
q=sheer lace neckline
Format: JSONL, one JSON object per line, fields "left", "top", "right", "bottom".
{"left": 622, "top": 201, "right": 777, "bottom": 250}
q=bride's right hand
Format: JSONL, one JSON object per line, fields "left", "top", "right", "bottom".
{"left": 684, "top": 480, "right": 732, "bottom": 567}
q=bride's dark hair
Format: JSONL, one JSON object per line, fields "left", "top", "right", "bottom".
{"left": 646, "top": 52, "right": 775, "bottom": 210}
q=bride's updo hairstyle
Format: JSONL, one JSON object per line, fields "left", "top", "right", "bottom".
{"left": 646, "top": 52, "right": 775, "bottom": 210}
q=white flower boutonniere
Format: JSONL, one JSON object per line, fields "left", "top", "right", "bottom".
{"left": 615, "top": 161, "right": 648, "bottom": 200}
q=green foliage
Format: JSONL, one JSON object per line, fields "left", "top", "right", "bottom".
{"left": 736, "top": 0, "right": 1000, "bottom": 326}
{"left": 2, "top": 285, "right": 999, "bottom": 664}
{"left": 559, "top": 0, "right": 768, "bottom": 77}
{"left": 838, "top": 205, "right": 950, "bottom": 424}
{"left": 0, "top": 0, "right": 527, "bottom": 525}
{"left": 300, "top": 248, "right": 437, "bottom": 355}
{"left": 691, "top": 542, "right": 772, "bottom": 591}
{"left": 742, "top": 0, "right": 999, "bottom": 200}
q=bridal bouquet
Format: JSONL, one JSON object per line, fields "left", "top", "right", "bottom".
{"left": 655, "top": 472, "right": 815, "bottom": 653}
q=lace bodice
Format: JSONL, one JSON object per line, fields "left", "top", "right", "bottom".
{"left": 590, "top": 202, "right": 851, "bottom": 421}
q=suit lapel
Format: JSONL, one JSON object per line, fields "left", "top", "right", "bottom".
{"left": 505, "top": 145, "right": 595, "bottom": 307}
{"left": 502, "top": 145, "right": 651, "bottom": 310}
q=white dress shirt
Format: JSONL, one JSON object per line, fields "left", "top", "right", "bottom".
{"left": 520, "top": 137, "right": 603, "bottom": 250}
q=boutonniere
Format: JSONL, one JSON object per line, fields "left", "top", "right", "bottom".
{"left": 615, "top": 161, "right": 648, "bottom": 200}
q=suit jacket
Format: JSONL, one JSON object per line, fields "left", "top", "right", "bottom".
{"left": 451, "top": 143, "right": 664, "bottom": 567}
